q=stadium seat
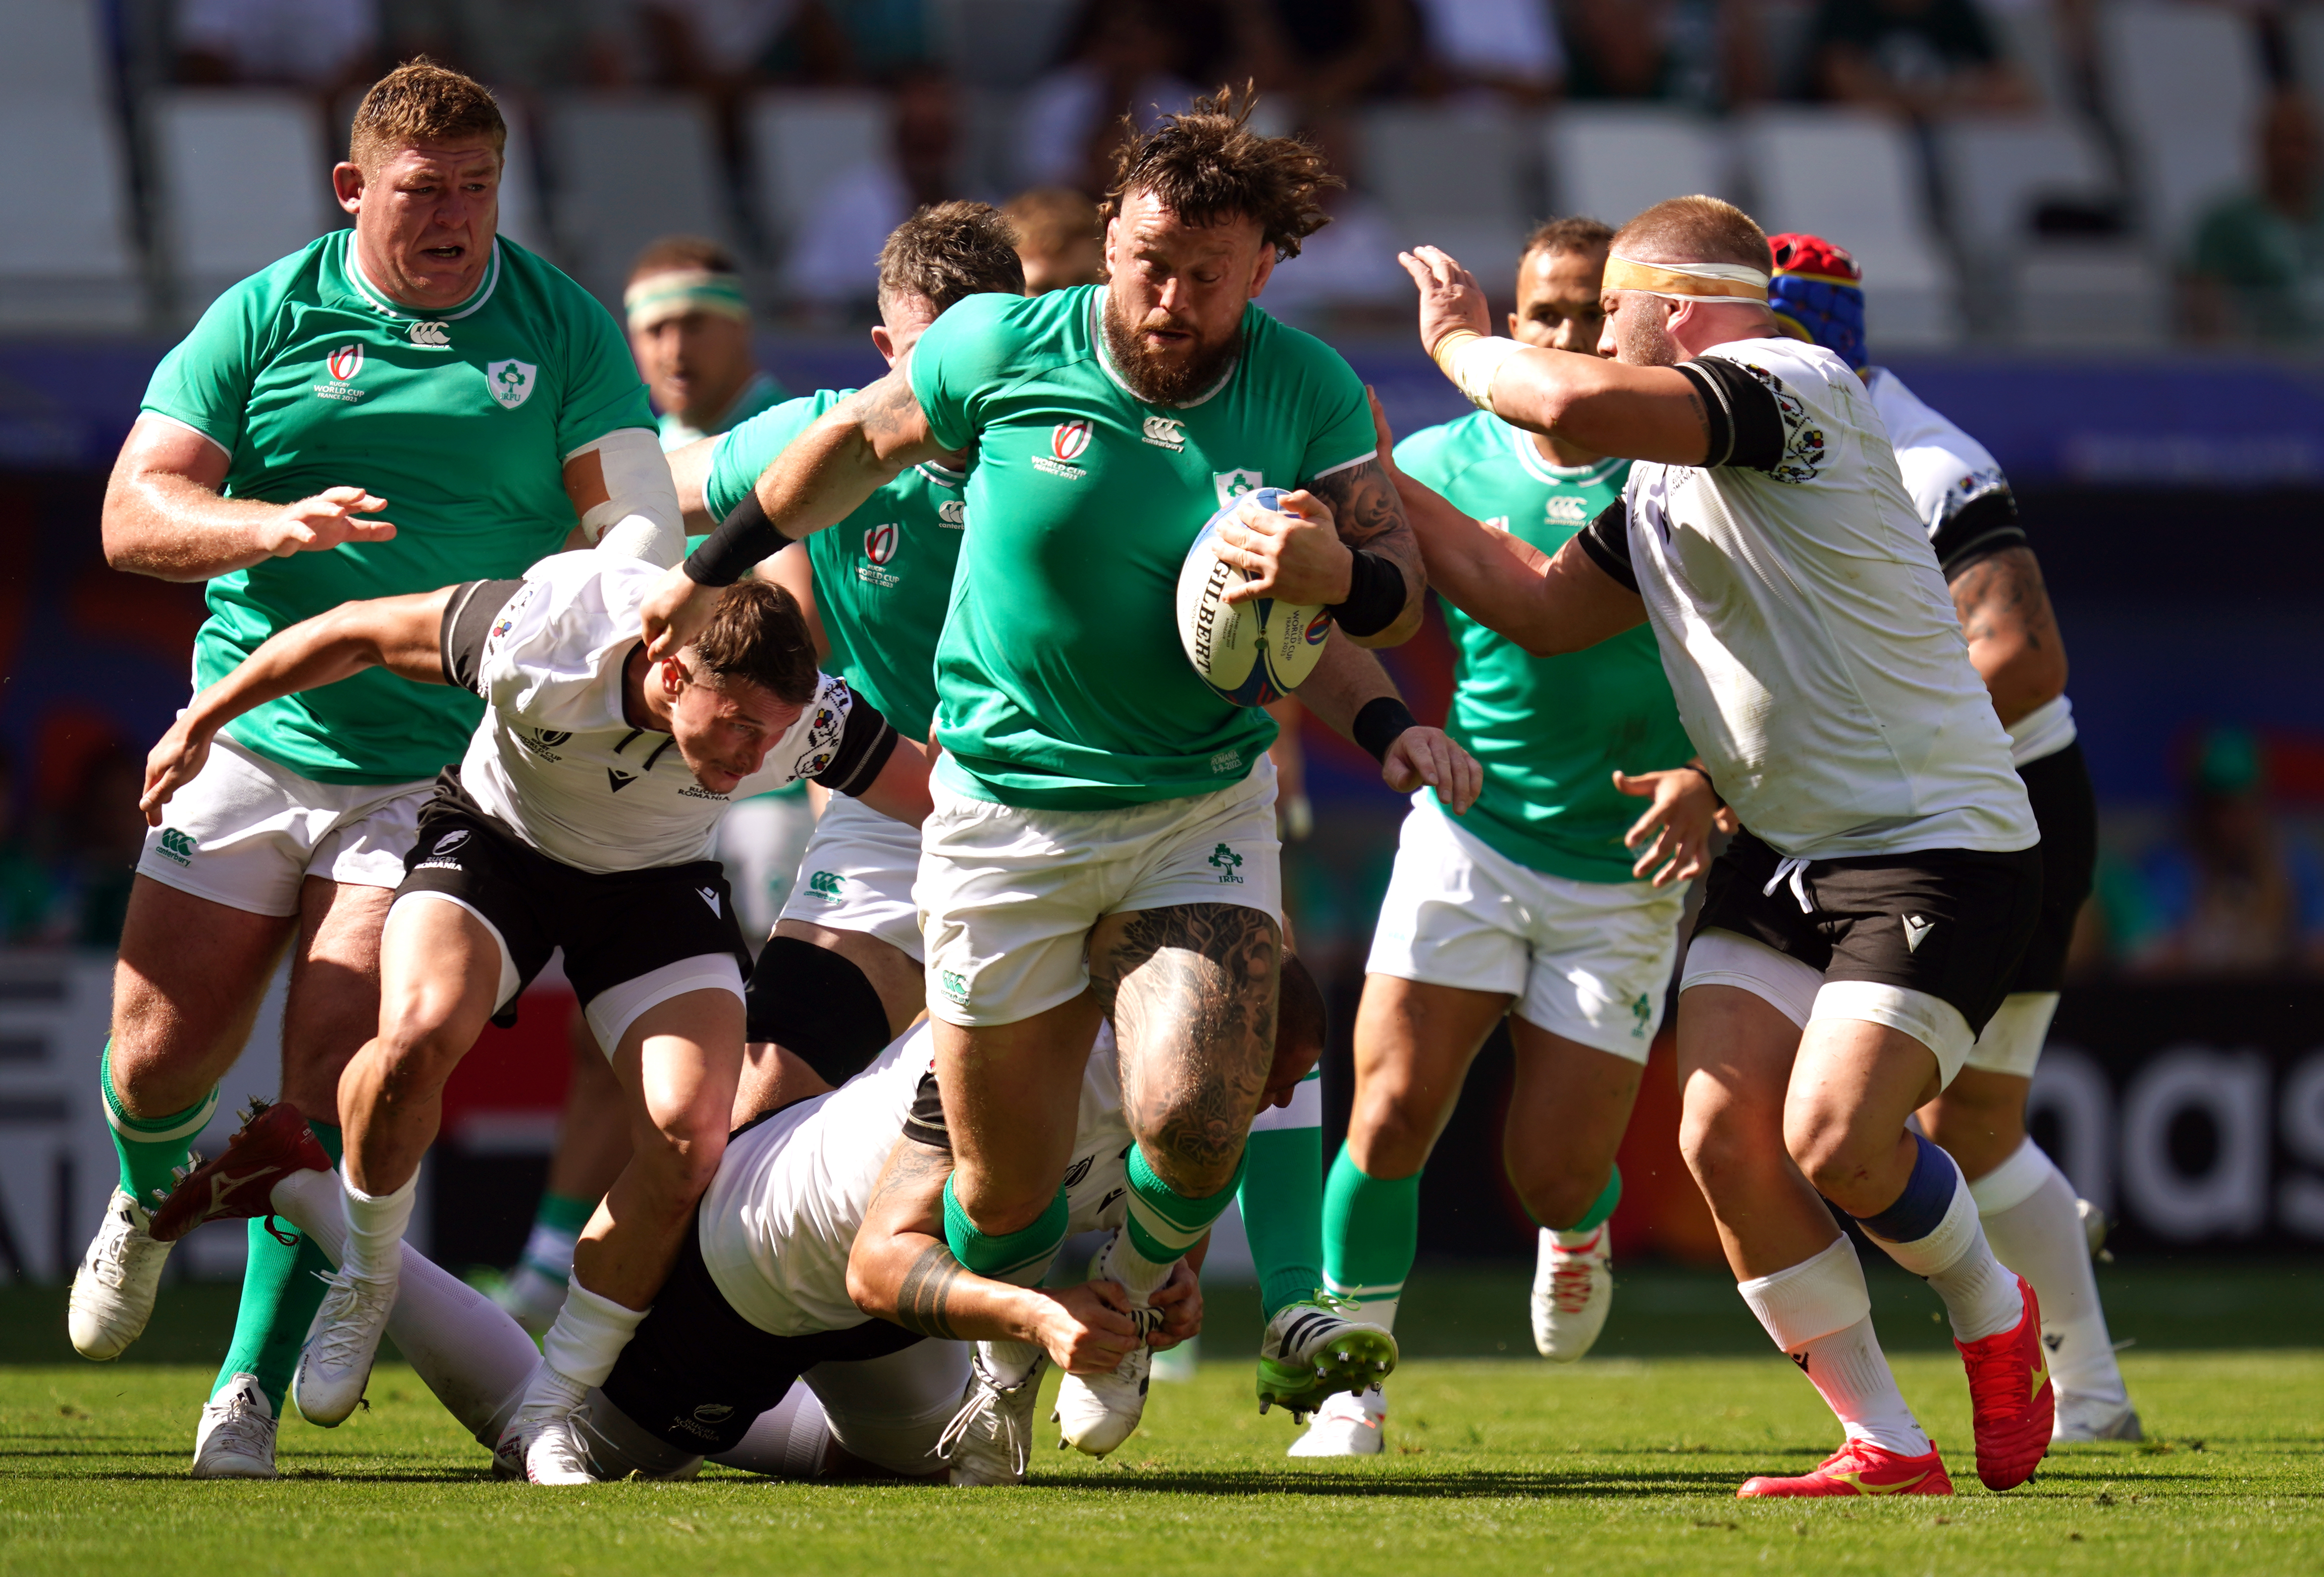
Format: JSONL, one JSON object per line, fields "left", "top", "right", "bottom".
{"left": 544, "top": 94, "right": 736, "bottom": 310}
{"left": 152, "top": 90, "right": 336, "bottom": 318}
{"left": 0, "top": 0, "right": 143, "bottom": 329}
{"left": 2097, "top": 1, "right": 2263, "bottom": 253}
{"left": 1360, "top": 104, "right": 1534, "bottom": 286}
{"left": 1934, "top": 114, "right": 2117, "bottom": 266}
{"left": 1545, "top": 106, "right": 1727, "bottom": 231}
{"left": 745, "top": 90, "right": 890, "bottom": 250}
{"left": 2012, "top": 243, "right": 2166, "bottom": 348}
{"left": 1739, "top": 107, "right": 1959, "bottom": 346}
{"left": 1981, "top": 0, "right": 2072, "bottom": 111}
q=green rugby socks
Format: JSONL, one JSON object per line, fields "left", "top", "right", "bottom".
{"left": 1534, "top": 1164, "right": 1622, "bottom": 1244}
{"left": 1321, "top": 1145, "right": 1419, "bottom": 1332}
{"left": 100, "top": 1041, "right": 218, "bottom": 1208}
{"left": 213, "top": 1120, "right": 342, "bottom": 1412}
{"left": 1239, "top": 1070, "right": 1323, "bottom": 1320}
{"left": 943, "top": 1175, "right": 1068, "bottom": 1287}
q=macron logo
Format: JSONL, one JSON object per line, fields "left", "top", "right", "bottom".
{"left": 697, "top": 887, "right": 720, "bottom": 916}
{"left": 1902, "top": 914, "right": 1934, "bottom": 953}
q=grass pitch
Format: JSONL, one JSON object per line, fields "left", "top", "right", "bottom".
{"left": 5, "top": 1350, "right": 2320, "bottom": 1577}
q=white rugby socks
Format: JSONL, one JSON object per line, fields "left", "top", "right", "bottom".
{"left": 1740, "top": 1235, "right": 1928, "bottom": 1456}
{"left": 1971, "top": 1138, "right": 2128, "bottom": 1405}
{"left": 339, "top": 1170, "right": 418, "bottom": 1281}
{"left": 1861, "top": 1157, "right": 2022, "bottom": 1344}
{"left": 539, "top": 1281, "right": 648, "bottom": 1394}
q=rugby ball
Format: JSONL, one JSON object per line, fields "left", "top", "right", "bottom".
{"left": 1175, "top": 487, "right": 1335, "bottom": 707}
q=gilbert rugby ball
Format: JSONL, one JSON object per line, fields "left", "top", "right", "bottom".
{"left": 1175, "top": 486, "right": 1335, "bottom": 707}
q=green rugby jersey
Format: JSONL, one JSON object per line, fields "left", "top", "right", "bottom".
{"left": 142, "top": 232, "right": 653, "bottom": 785}
{"left": 908, "top": 286, "right": 1374, "bottom": 809}
{"left": 707, "top": 388, "right": 964, "bottom": 744}
{"left": 1395, "top": 412, "right": 1694, "bottom": 883}
{"left": 657, "top": 368, "right": 788, "bottom": 451}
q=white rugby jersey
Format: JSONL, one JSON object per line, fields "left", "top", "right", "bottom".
{"left": 696, "top": 1021, "right": 1134, "bottom": 1338}
{"left": 439, "top": 552, "right": 894, "bottom": 874}
{"left": 1579, "top": 336, "right": 2035, "bottom": 861}
{"left": 1865, "top": 368, "right": 2077, "bottom": 769}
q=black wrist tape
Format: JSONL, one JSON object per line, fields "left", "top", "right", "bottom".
{"left": 683, "top": 490, "right": 792, "bottom": 586}
{"left": 1327, "top": 549, "right": 1407, "bottom": 637}
{"left": 1352, "top": 696, "right": 1418, "bottom": 764}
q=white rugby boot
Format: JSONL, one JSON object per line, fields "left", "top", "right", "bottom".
{"left": 2079, "top": 1198, "right": 2115, "bottom": 1263}
{"left": 1530, "top": 1224, "right": 1614, "bottom": 1362}
{"left": 938, "top": 1348, "right": 1049, "bottom": 1486}
{"left": 1257, "top": 1294, "right": 1397, "bottom": 1419}
{"left": 1287, "top": 1383, "right": 1386, "bottom": 1458}
{"left": 291, "top": 1266, "right": 398, "bottom": 1425}
{"left": 68, "top": 1188, "right": 173, "bottom": 1360}
{"left": 2054, "top": 1392, "right": 2143, "bottom": 1443}
{"left": 1052, "top": 1235, "right": 1163, "bottom": 1457}
{"left": 191, "top": 1372, "right": 278, "bottom": 1479}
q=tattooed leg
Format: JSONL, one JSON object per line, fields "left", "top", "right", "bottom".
{"left": 1092, "top": 902, "right": 1281, "bottom": 1200}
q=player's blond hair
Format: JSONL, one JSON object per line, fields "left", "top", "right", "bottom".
{"left": 1611, "top": 196, "right": 1773, "bottom": 274}
{"left": 348, "top": 57, "right": 507, "bottom": 174}
{"left": 1102, "top": 84, "right": 1339, "bottom": 262}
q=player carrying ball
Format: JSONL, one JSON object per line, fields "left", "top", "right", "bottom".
{"left": 1401, "top": 198, "right": 2054, "bottom": 1498}
{"left": 640, "top": 87, "right": 1428, "bottom": 1455}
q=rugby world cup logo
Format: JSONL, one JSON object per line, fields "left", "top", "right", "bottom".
{"left": 326, "top": 343, "right": 364, "bottom": 381}
{"left": 864, "top": 523, "right": 898, "bottom": 564}
{"left": 1051, "top": 420, "right": 1093, "bottom": 462}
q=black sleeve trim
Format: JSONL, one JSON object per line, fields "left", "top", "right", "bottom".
{"left": 1577, "top": 496, "right": 1638, "bottom": 594}
{"left": 1676, "top": 358, "right": 1786, "bottom": 471}
{"left": 899, "top": 1069, "right": 950, "bottom": 1151}
{"left": 1931, "top": 488, "right": 2028, "bottom": 577}
{"left": 439, "top": 578, "right": 526, "bottom": 694}
{"left": 814, "top": 694, "right": 900, "bottom": 796}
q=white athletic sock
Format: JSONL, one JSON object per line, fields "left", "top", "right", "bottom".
{"left": 1353, "top": 1294, "right": 1400, "bottom": 1334}
{"left": 979, "top": 1339, "right": 1044, "bottom": 1389}
{"left": 270, "top": 1168, "right": 554, "bottom": 1444}
{"left": 1098, "top": 1226, "right": 1176, "bottom": 1304}
{"left": 1739, "top": 1235, "right": 1928, "bottom": 1457}
{"left": 1861, "top": 1157, "right": 2022, "bottom": 1343}
{"left": 537, "top": 1280, "right": 648, "bottom": 1393}
{"left": 518, "top": 1221, "right": 580, "bottom": 1282}
{"left": 1548, "top": 1225, "right": 1603, "bottom": 1252}
{"left": 1971, "top": 1138, "right": 2127, "bottom": 1404}
{"left": 340, "top": 1170, "right": 418, "bottom": 1281}
{"left": 709, "top": 1386, "right": 833, "bottom": 1478}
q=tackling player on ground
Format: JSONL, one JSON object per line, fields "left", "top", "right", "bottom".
{"left": 1765, "top": 233, "right": 2137, "bottom": 1443}
{"left": 71, "top": 59, "right": 684, "bottom": 1479}
{"left": 139, "top": 552, "right": 930, "bottom": 1483}
{"left": 1297, "top": 218, "right": 1714, "bottom": 1457}
{"left": 637, "top": 89, "right": 1428, "bottom": 1454}
{"left": 1401, "top": 197, "right": 2054, "bottom": 1498}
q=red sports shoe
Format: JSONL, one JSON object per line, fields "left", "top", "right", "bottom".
{"left": 149, "top": 1098, "right": 331, "bottom": 1243}
{"left": 1737, "top": 1438, "right": 1954, "bottom": 1498}
{"left": 1956, "top": 1274, "right": 2055, "bottom": 1490}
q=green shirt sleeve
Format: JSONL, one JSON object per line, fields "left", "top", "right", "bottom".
{"left": 703, "top": 390, "right": 842, "bottom": 521}
{"left": 1391, "top": 421, "right": 1463, "bottom": 492}
{"left": 550, "top": 279, "right": 656, "bottom": 454}
{"left": 1291, "top": 336, "right": 1378, "bottom": 485}
{"left": 907, "top": 292, "right": 1027, "bottom": 453}
{"left": 140, "top": 274, "right": 270, "bottom": 454}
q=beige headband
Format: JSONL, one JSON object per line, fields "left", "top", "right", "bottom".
{"left": 624, "top": 268, "right": 751, "bottom": 331}
{"left": 1602, "top": 254, "right": 1769, "bottom": 302}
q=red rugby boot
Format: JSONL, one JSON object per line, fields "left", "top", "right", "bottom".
{"left": 149, "top": 1098, "right": 331, "bottom": 1243}
{"left": 1956, "top": 1274, "right": 2055, "bottom": 1490}
{"left": 1738, "top": 1438, "right": 1954, "bottom": 1498}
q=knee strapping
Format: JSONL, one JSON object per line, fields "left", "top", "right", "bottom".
{"left": 745, "top": 936, "right": 892, "bottom": 1087}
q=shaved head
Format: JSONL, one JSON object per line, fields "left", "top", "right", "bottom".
{"left": 1612, "top": 195, "right": 1773, "bottom": 272}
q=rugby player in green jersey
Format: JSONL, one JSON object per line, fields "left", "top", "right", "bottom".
{"left": 72, "top": 61, "right": 684, "bottom": 1479}
{"left": 1295, "top": 219, "right": 1721, "bottom": 1456}
{"left": 676, "top": 201, "right": 1479, "bottom": 1459}
{"left": 640, "top": 91, "right": 1432, "bottom": 1455}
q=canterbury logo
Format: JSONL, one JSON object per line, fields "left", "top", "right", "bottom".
{"left": 408, "top": 320, "right": 450, "bottom": 348}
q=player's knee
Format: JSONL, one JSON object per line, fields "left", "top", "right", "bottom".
{"left": 372, "top": 1008, "right": 475, "bottom": 1091}
{"left": 745, "top": 937, "right": 893, "bottom": 1088}
{"left": 1347, "top": 1090, "right": 1434, "bottom": 1178}
{"left": 1783, "top": 1106, "right": 1886, "bottom": 1211}
{"left": 1510, "top": 1161, "right": 1598, "bottom": 1230}
{"left": 636, "top": 1119, "right": 728, "bottom": 1200}
{"left": 1678, "top": 1097, "right": 1773, "bottom": 1194}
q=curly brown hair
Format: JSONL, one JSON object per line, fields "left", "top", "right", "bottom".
{"left": 1100, "top": 85, "right": 1340, "bottom": 262}
{"left": 690, "top": 580, "right": 819, "bottom": 706}
{"left": 877, "top": 201, "right": 1026, "bottom": 315}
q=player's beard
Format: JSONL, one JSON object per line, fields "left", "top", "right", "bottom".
{"left": 1612, "top": 293, "right": 1681, "bottom": 368}
{"left": 1102, "top": 295, "right": 1243, "bottom": 406}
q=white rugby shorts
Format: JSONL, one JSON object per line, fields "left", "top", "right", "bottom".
{"left": 777, "top": 792, "right": 926, "bottom": 961}
{"left": 1366, "top": 795, "right": 1685, "bottom": 1062}
{"left": 917, "top": 761, "right": 1283, "bottom": 1028}
{"left": 136, "top": 732, "right": 429, "bottom": 916}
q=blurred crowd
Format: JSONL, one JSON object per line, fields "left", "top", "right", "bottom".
{"left": 135, "top": 0, "right": 2324, "bottom": 343}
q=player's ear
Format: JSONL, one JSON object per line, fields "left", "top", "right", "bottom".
{"left": 1249, "top": 242, "right": 1275, "bottom": 299}
{"left": 332, "top": 161, "right": 366, "bottom": 216}
{"left": 869, "top": 323, "right": 898, "bottom": 365}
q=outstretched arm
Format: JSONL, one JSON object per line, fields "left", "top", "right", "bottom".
{"left": 141, "top": 586, "right": 456, "bottom": 822}
{"left": 1297, "top": 635, "right": 1483, "bottom": 813}
{"left": 846, "top": 1138, "right": 1155, "bottom": 1373}
{"left": 1400, "top": 246, "right": 1715, "bottom": 465}
{"left": 1369, "top": 391, "right": 1645, "bottom": 658}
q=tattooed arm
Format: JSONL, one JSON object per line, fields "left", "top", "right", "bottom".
{"left": 1211, "top": 458, "right": 1426, "bottom": 647}
{"left": 1950, "top": 545, "right": 2067, "bottom": 727}
{"left": 846, "top": 1137, "right": 1145, "bottom": 1372}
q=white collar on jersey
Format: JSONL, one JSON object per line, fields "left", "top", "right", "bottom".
{"left": 1089, "top": 287, "right": 1240, "bottom": 411}
{"left": 343, "top": 235, "right": 504, "bottom": 322}
{"left": 1503, "top": 419, "right": 1625, "bottom": 486}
